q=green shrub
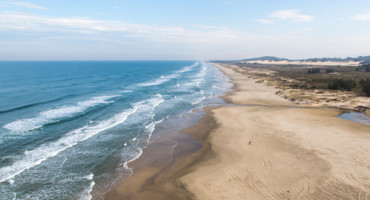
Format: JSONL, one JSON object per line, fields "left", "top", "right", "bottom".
{"left": 364, "top": 65, "right": 370, "bottom": 72}
{"left": 328, "top": 79, "right": 357, "bottom": 91}
{"left": 307, "top": 68, "right": 320, "bottom": 74}
{"left": 359, "top": 79, "right": 370, "bottom": 96}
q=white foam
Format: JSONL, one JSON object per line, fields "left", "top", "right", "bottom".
{"left": 0, "top": 107, "right": 137, "bottom": 183}
{"left": 81, "top": 174, "right": 95, "bottom": 200}
{"left": 182, "top": 78, "right": 204, "bottom": 88}
{"left": 121, "top": 90, "right": 132, "bottom": 93}
{"left": 152, "top": 94, "right": 164, "bottom": 111}
{"left": 144, "top": 118, "right": 165, "bottom": 144}
{"left": 165, "top": 74, "right": 180, "bottom": 79}
{"left": 191, "top": 96, "right": 206, "bottom": 105}
{"left": 138, "top": 74, "right": 180, "bottom": 86}
{"left": 85, "top": 173, "right": 94, "bottom": 180}
{"left": 138, "top": 63, "right": 198, "bottom": 87}
{"left": 120, "top": 96, "right": 166, "bottom": 179}
{"left": 138, "top": 77, "right": 170, "bottom": 87}
{"left": 4, "top": 95, "right": 119, "bottom": 133}
{"left": 79, "top": 178, "right": 95, "bottom": 200}
{"left": 176, "top": 62, "right": 198, "bottom": 73}
{"left": 177, "top": 67, "right": 191, "bottom": 73}
{"left": 132, "top": 94, "right": 164, "bottom": 116}
{"left": 123, "top": 148, "right": 143, "bottom": 170}
{"left": 118, "top": 118, "right": 165, "bottom": 181}
{"left": 8, "top": 179, "right": 14, "bottom": 185}
{"left": 196, "top": 78, "right": 205, "bottom": 87}
{"left": 11, "top": 193, "right": 16, "bottom": 200}
{"left": 196, "top": 64, "right": 207, "bottom": 78}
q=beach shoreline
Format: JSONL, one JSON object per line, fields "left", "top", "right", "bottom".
{"left": 104, "top": 106, "right": 218, "bottom": 200}
{"left": 105, "top": 63, "right": 370, "bottom": 200}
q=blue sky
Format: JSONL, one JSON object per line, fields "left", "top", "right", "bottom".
{"left": 1, "top": 0, "right": 370, "bottom": 60}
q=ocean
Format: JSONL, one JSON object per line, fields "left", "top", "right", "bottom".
{"left": 0, "top": 61, "right": 232, "bottom": 200}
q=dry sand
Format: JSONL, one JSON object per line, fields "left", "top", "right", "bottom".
{"left": 106, "top": 63, "right": 370, "bottom": 200}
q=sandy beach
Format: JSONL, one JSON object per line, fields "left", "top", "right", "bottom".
{"left": 106, "top": 63, "right": 370, "bottom": 200}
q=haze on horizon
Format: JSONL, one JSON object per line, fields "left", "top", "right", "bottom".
{"left": 1, "top": 0, "right": 370, "bottom": 60}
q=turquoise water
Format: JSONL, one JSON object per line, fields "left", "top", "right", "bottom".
{"left": 0, "top": 61, "right": 232, "bottom": 200}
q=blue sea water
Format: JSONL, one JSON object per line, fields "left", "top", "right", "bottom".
{"left": 0, "top": 61, "right": 232, "bottom": 200}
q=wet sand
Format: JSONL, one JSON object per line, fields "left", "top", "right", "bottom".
{"left": 105, "top": 108, "right": 217, "bottom": 200}
{"left": 105, "top": 63, "right": 370, "bottom": 200}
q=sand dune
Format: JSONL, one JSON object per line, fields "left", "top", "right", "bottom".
{"left": 243, "top": 60, "right": 361, "bottom": 66}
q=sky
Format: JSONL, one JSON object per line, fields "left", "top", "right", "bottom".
{"left": 1, "top": 0, "right": 370, "bottom": 60}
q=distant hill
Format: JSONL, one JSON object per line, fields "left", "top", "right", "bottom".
{"left": 243, "top": 56, "right": 370, "bottom": 65}
{"left": 243, "top": 56, "right": 288, "bottom": 62}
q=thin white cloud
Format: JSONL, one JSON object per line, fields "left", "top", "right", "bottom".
{"left": 269, "top": 10, "right": 314, "bottom": 22}
{"left": 256, "top": 19, "right": 274, "bottom": 24}
{"left": 0, "top": 12, "right": 240, "bottom": 44}
{"left": 0, "top": 1, "right": 47, "bottom": 10}
{"left": 351, "top": 11, "right": 370, "bottom": 21}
